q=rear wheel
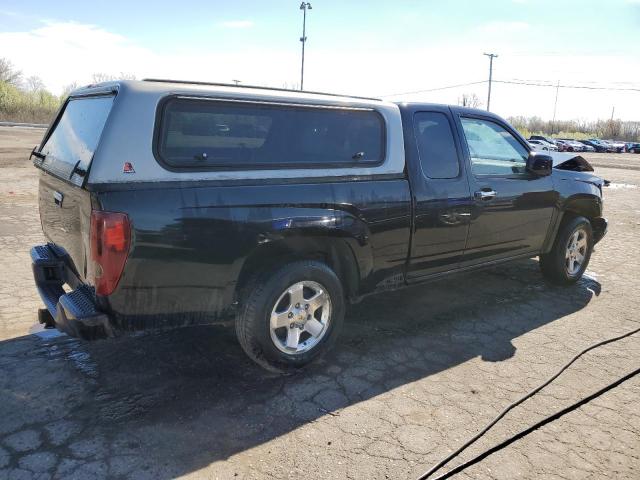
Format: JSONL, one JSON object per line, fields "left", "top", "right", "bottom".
{"left": 540, "top": 216, "right": 593, "bottom": 285}
{"left": 235, "top": 260, "right": 345, "bottom": 372}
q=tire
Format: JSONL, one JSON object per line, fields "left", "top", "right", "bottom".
{"left": 235, "top": 260, "right": 345, "bottom": 372}
{"left": 539, "top": 216, "right": 593, "bottom": 285}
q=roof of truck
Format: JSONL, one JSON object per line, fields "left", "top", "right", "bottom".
{"left": 142, "top": 78, "right": 383, "bottom": 101}
{"left": 69, "top": 79, "right": 393, "bottom": 109}
{"left": 69, "top": 81, "right": 504, "bottom": 120}
{"left": 67, "top": 80, "right": 407, "bottom": 184}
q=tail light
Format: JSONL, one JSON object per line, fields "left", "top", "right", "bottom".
{"left": 90, "top": 211, "right": 131, "bottom": 296}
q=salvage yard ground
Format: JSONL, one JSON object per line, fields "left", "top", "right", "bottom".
{"left": 0, "top": 126, "right": 638, "bottom": 479}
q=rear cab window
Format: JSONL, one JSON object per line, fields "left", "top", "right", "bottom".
{"left": 36, "top": 94, "right": 115, "bottom": 185}
{"left": 413, "top": 111, "right": 460, "bottom": 179}
{"left": 155, "top": 98, "right": 385, "bottom": 170}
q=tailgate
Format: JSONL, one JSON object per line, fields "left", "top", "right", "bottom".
{"left": 34, "top": 94, "right": 115, "bottom": 279}
{"left": 38, "top": 173, "right": 93, "bottom": 280}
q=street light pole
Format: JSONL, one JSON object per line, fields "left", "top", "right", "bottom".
{"left": 299, "top": 2, "right": 312, "bottom": 90}
{"left": 483, "top": 53, "right": 498, "bottom": 111}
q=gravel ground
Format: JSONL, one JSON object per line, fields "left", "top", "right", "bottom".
{"left": 0, "top": 126, "right": 638, "bottom": 479}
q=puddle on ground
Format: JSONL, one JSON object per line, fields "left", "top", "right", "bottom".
{"left": 29, "top": 323, "right": 66, "bottom": 339}
{"left": 30, "top": 323, "right": 99, "bottom": 379}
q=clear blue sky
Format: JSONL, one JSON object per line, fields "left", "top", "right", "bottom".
{"left": 2, "top": 0, "right": 639, "bottom": 119}
{"left": 3, "top": 0, "right": 637, "bottom": 55}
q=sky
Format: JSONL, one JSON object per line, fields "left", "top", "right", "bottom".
{"left": 1, "top": 0, "right": 639, "bottom": 121}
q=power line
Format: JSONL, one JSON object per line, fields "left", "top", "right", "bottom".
{"left": 377, "top": 78, "right": 640, "bottom": 101}
{"left": 509, "top": 78, "right": 640, "bottom": 87}
{"left": 379, "top": 80, "right": 487, "bottom": 98}
{"left": 494, "top": 79, "right": 640, "bottom": 92}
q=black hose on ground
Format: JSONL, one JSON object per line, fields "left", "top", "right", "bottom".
{"left": 417, "top": 325, "right": 640, "bottom": 480}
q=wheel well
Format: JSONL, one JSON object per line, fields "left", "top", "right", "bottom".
{"left": 544, "top": 198, "right": 602, "bottom": 254}
{"left": 235, "top": 237, "right": 360, "bottom": 302}
{"left": 559, "top": 209, "right": 586, "bottom": 226}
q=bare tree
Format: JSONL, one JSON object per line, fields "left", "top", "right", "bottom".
{"left": 91, "top": 73, "right": 114, "bottom": 83}
{"left": 0, "top": 58, "right": 22, "bottom": 86}
{"left": 25, "top": 75, "right": 45, "bottom": 92}
{"left": 92, "top": 72, "right": 137, "bottom": 83}
{"left": 61, "top": 82, "right": 79, "bottom": 99}
{"left": 458, "top": 93, "right": 482, "bottom": 108}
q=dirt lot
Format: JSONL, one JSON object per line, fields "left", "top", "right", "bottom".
{"left": 0, "top": 126, "right": 638, "bottom": 479}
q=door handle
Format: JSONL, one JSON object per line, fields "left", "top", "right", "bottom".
{"left": 474, "top": 189, "right": 497, "bottom": 201}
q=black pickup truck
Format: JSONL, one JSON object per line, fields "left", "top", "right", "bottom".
{"left": 30, "top": 80, "right": 606, "bottom": 371}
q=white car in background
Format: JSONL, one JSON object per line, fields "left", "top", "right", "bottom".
{"left": 559, "top": 139, "right": 587, "bottom": 152}
{"left": 528, "top": 139, "right": 558, "bottom": 152}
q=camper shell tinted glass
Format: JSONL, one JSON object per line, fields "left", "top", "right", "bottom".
{"left": 154, "top": 97, "right": 386, "bottom": 170}
{"left": 37, "top": 94, "right": 115, "bottom": 185}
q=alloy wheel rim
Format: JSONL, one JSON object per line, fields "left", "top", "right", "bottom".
{"left": 565, "top": 228, "right": 588, "bottom": 276}
{"left": 269, "top": 280, "right": 331, "bottom": 354}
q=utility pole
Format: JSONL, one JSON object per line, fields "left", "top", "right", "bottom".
{"left": 299, "top": 2, "right": 312, "bottom": 91}
{"left": 483, "top": 53, "right": 498, "bottom": 111}
{"left": 610, "top": 106, "right": 615, "bottom": 121}
{"left": 551, "top": 80, "right": 560, "bottom": 134}
{"left": 232, "top": 79, "right": 241, "bottom": 86}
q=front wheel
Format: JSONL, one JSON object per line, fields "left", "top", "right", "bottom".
{"left": 235, "top": 260, "right": 345, "bottom": 372}
{"left": 540, "top": 216, "right": 593, "bottom": 285}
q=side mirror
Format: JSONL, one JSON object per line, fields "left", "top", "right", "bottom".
{"left": 526, "top": 152, "right": 552, "bottom": 176}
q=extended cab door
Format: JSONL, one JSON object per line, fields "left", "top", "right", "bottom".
{"left": 454, "top": 112, "right": 557, "bottom": 266}
{"left": 404, "top": 107, "right": 473, "bottom": 280}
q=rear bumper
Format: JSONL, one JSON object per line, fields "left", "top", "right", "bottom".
{"left": 31, "top": 244, "right": 113, "bottom": 340}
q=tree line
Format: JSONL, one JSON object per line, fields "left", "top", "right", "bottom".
{"left": 507, "top": 115, "right": 640, "bottom": 142}
{"left": 0, "top": 58, "right": 134, "bottom": 124}
{"left": 2, "top": 58, "right": 638, "bottom": 140}
{"left": 455, "top": 92, "right": 639, "bottom": 142}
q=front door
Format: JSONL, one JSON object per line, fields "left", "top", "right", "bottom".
{"left": 455, "top": 115, "right": 557, "bottom": 267}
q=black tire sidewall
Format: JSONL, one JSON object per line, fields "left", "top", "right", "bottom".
{"left": 238, "top": 261, "right": 345, "bottom": 371}
{"left": 551, "top": 217, "right": 593, "bottom": 283}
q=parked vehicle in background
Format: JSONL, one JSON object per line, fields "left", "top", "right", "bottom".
{"left": 626, "top": 142, "right": 640, "bottom": 153}
{"left": 588, "top": 139, "right": 615, "bottom": 153}
{"left": 530, "top": 135, "right": 558, "bottom": 146}
{"left": 29, "top": 79, "right": 608, "bottom": 371}
{"left": 579, "top": 140, "right": 607, "bottom": 153}
{"left": 558, "top": 139, "right": 586, "bottom": 152}
{"left": 538, "top": 140, "right": 558, "bottom": 151}
{"left": 554, "top": 140, "right": 572, "bottom": 152}
{"left": 528, "top": 140, "right": 547, "bottom": 152}
{"left": 528, "top": 139, "right": 557, "bottom": 152}
{"left": 579, "top": 143, "right": 596, "bottom": 152}
{"left": 605, "top": 140, "right": 626, "bottom": 153}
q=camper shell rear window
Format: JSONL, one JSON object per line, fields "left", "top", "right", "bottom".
{"left": 154, "top": 97, "right": 386, "bottom": 171}
{"left": 37, "top": 94, "right": 115, "bottom": 185}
